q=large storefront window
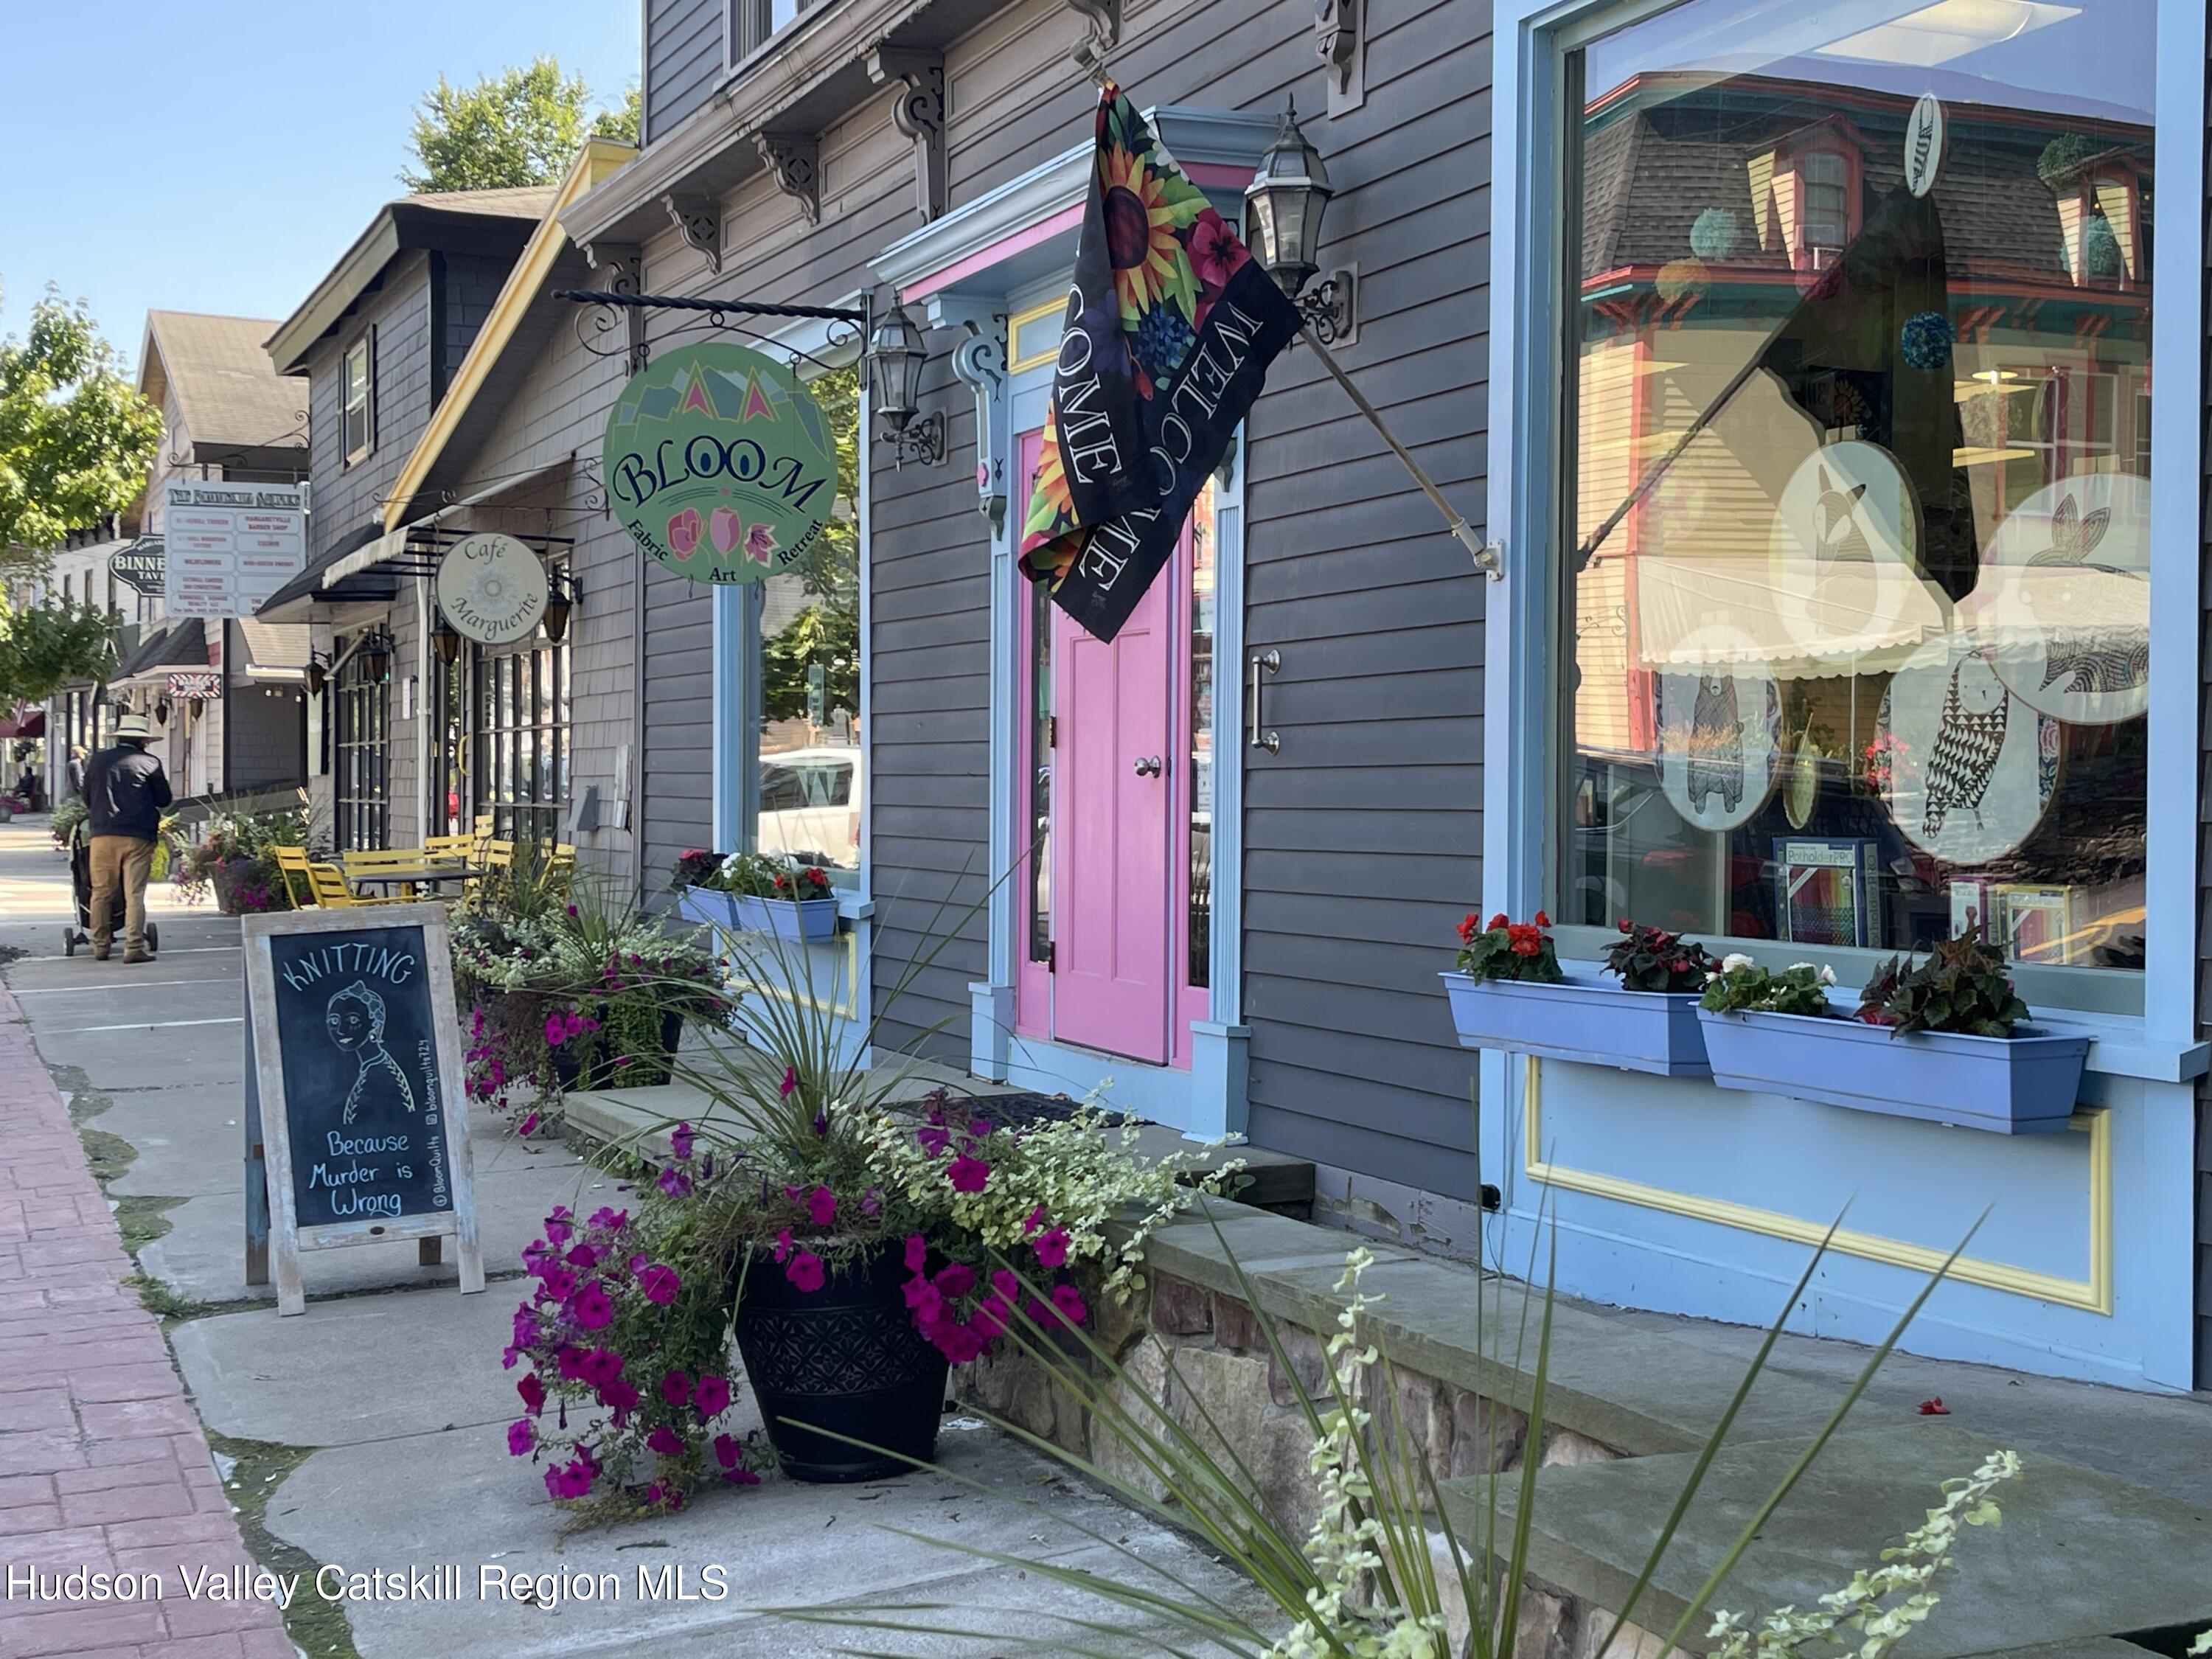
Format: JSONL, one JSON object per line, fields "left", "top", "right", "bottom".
{"left": 476, "top": 625, "right": 570, "bottom": 844}
{"left": 750, "top": 363, "right": 860, "bottom": 881}
{"left": 1561, "top": 0, "right": 2153, "bottom": 987}
{"left": 333, "top": 639, "right": 389, "bottom": 852}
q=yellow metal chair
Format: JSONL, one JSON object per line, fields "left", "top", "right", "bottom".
{"left": 341, "top": 848, "right": 425, "bottom": 899}
{"left": 270, "top": 846, "right": 316, "bottom": 909}
{"left": 424, "top": 832, "right": 474, "bottom": 862}
{"left": 306, "top": 862, "right": 406, "bottom": 908}
{"left": 541, "top": 843, "right": 578, "bottom": 890}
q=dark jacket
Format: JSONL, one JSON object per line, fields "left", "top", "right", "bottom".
{"left": 86, "top": 743, "right": 172, "bottom": 842}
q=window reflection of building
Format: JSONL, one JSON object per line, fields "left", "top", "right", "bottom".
{"left": 752, "top": 364, "right": 862, "bottom": 878}
{"left": 1563, "top": 4, "right": 2153, "bottom": 980}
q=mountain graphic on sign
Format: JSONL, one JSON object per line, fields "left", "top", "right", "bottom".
{"left": 739, "top": 375, "right": 777, "bottom": 422}
{"left": 680, "top": 373, "right": 718, "bottom": 417}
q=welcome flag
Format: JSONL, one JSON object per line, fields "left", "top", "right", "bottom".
{"left": 1019, "top": 86, "right": 1301, "bottom": 641}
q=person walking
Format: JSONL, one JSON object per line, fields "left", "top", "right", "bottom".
{"left": 85, "top": 715, "right": 170, "bottom": 964}
{"left": 65, "top": 745, "right": 86, "bottom": 799}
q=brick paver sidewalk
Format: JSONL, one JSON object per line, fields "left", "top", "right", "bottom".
{"left": 0, "top": 984, "right": 292, "bottom": 1658}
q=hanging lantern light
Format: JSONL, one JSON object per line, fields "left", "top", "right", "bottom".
{"left": 1245, "top": 96, "right": 1334, "bottom": 299}
{"left": 356, "top": 630, "right": 392, "bottom": 682}
{"left": 433, "top": 616, "right": 462, "bottom": 665}
{"left": 866, "top": 303, "right": 928, "bottom": 435}
{"left": 305, "top": 655, "right": 327, "bottom": 697}
{"left": 542, "top": 574, "right": 574, "bottom": 644}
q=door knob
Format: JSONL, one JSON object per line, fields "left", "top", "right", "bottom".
{"left": 1133, "top": 755, "right": 1163, "bottom": 777}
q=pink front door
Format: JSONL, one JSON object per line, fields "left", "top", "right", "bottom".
{"left": 1050, "top": 547, "right": 1175, "bottom": 1061}
{"left": 1016, "top": 428, "right": 1185, "bottom": 1065}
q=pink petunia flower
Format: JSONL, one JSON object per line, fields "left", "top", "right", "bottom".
{"left": 571, "top": 1282, "right": 613, "bottom": 1330}
{"left": 694, "top": 1374, "right": 733, "bottom": 1419}
{"left": 1022, "top": 1205, "right": 1047, "bottom": 1236}
{"left": 566, "top": 1244, "right": 598, "bottom": 1271}
{"left": 1051, "top": 1284, "right": 1089, "bottom": 1326}
{"left": 516, "top": 1373, "right": 546, "bottom": 1416}
{"left": 545, "top": 1459, "right": 596, "bottom": 1500}
{"left": 990, "top": 1268, "right": 1020, "bottom": 1303}
{"left": 600, "top": 1378, "right": 640, "bottom": 1418}
{"left": 669, "top": 1122, "right": 696, "bottom": 1161}
{"left": 903, "top": 1234, "right": 929, "bottom": 1274}
{"left": 806, "top": 1186, "right": 837, "bottom": 1228}
{"left": 779, "top": 1065, "right": 798, "bottom": 1099}
{"left": 658, "top": 1166, "right": 693, "bottom": 1199}
{"left": 917, "top": 1125, "right": 950, "bottom": 1158}
{"left": 661, "top": 1368, "right": 692, "bottom": 1407}
{"left": 933, "top": 1262, "right": 976, "bottom": 1299}
{"left": 517, "top": 1111, "right": 540, "bottom": 1137}
{"left": 647, "top": 1425, "right": 686, "bottom": 1457}
{"left": 946, "top": 1155, "right": 991, "bottom": 1194}
{"left": 786, "top": 1251, "right": 827, "bottom": 1293}
{"left": 637, "top": 1264, "right": 681, "bottom": 1305}
{"left": 507, "top": 1419, "right": 534, "bottom": 1456}
{"left": 773, "top": 1228, "right": 794, "bottom": 1265}
{"left": 538, "top": 1266, "right": 576, "bottom": 1303}
{"left": 1033, "top": 1228, "right": 1071, "bottom": 1270}
{"left": 577, "top": 1348, "right": 625, "bottom": 1388}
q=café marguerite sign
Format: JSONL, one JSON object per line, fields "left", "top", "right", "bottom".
{"left": 602, "top": 343, "right": 838, "bottom": 585}
{"left": 435, "top": 533, "right": 548, "bottom": 646}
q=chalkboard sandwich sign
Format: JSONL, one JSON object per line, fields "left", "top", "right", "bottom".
{"left": 243, "top": 905, "right": 484, "bottom": 1315}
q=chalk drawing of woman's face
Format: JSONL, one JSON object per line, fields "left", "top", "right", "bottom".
{"left": 327, "top": 1001, "right": 373, "bottom": 1051}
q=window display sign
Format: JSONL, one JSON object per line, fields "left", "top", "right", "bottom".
{"left": 163, "top": 481, "right": 307, "bottom": 619}
{"left": 1656, "top": 625, "right": 1782, "bottom": 833}
{"left": 1879, "top": 633, "right": 2056, "bottom": 865}
{"left": 1966, "top": 473, "right": 2151, "bottom": 727}
{"left": 602, "top": 344, "right": 838, "bottom": 586}
{"left": 434, "top": 533, "right": 548, "bottom": 645}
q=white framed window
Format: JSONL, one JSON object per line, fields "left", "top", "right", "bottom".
{"left": 342, "top": 332, "right": 375, "bottom": 466}
{"left": 728, "top": 0, "right": 811, "bottom": 64}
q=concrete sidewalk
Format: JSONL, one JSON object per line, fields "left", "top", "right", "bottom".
{"left": 0, "top": 821, "right": 1272, "bottom": 1658}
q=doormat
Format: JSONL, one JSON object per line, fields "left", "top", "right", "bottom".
{"left": 953, "top": 1091, "right": 1146, "bottom": 1131}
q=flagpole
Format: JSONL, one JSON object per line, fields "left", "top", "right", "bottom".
{"left": 1300, "top": 324, "right": 1498, "bottom": 577}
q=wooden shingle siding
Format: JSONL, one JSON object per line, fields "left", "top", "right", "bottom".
{"left": 644, "top": 0, "right": 723, "bottom": 144}
{"left": 306, "top": 253, "right": 436, "bottom": 559}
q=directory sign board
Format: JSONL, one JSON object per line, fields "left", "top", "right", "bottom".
{"left": 164, "top": 481, "right": 308, "bottom": 618}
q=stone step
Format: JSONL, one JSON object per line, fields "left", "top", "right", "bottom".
{"left": 1438, "top": 1421, "right": 2212, "bottom": 1655}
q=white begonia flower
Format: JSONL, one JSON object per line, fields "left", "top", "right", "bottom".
{"left": 1721, "top": 953, "right": 1755, "bottom": 973}
{"left": 1819, "top": 964, "right": 1837, "bottom": 986}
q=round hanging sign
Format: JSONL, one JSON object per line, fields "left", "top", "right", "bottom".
{"left": 1904, "top": 94, "right": 1945, "bottom": 198}
{"left": 435, "top": 533, "right": 549, "bottom": 646}
{"left": 602, "top": 342, "right": 838, "bottom": 585}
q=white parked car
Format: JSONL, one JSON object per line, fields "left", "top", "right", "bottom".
{"left": 759, "top": 745, "right": 862, "bottom": 871}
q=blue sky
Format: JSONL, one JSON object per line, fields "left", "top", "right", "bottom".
{"left": 0, "top": 1, "right": 641, "bottom": 371}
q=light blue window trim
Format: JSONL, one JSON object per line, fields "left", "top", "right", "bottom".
{"left": 1484, "top": 0, "right": 2208, "bottom": 1065}
{"left": 709, "top": 294, "right": 874, "bottom": 911}
{"left": 1481, "top": 0, "right": 2209, "bottom": 1391}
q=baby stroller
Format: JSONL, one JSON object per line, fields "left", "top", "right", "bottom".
{"left": 62, "top": 822, "right": 158, "bottom": 958}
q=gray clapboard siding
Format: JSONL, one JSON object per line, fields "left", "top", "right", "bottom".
{"left": 644, "top": 0, "right": 724, "bottom": 144}
{"left": 305, "top": 253, "right": 435, "bottom": 559}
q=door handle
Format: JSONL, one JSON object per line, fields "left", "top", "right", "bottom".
{"left": 1133, "top": 755, "right": 1163, "bottom": 778}
{"left": 1247, "top": 650, "right": 1281, "bottom": 754}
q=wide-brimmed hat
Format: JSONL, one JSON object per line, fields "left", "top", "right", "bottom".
{"left": 114, "top": 714, "right": 155, "bottom": 741}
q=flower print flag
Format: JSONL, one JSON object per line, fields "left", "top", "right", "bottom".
{"left": 1019, "top": 86, "right": 1301, "bottom": 642}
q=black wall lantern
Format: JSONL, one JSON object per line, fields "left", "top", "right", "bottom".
{"left": 305, "top": 653, "right": 329, "bottom": 697}
{"left": 154, "top": 700, "right": 173, "bottom": 726}
{"left": 866, "top": 302, "right": 946, "bottom": 467}
{"left": 432, "top": 616, "right": 462, "bottom": 665}
{"left": 1245, "top": 97, "right": 1357, "bottom": 346}
{"left": 355, "top": 629, "right": 394, "bottom": 683}
{"left": 543, "top": 573, "right": 575, "bottom": 644}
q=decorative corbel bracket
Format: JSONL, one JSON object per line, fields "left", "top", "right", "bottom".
{"left": 1316, "top": 0, "right": 1366, "bottom": 114}
{"left": 754, "top": 131, "right": 822, "bottom": 226}
{"left": 931, "top": 298, "right": 1011, "bottom": 532}
{"left": 1065, "top": 0, "right": 1120, "bottom": 77}
{"left": 866, "top": 48, "right": 947, "bottom": 223}
{"left": 583, "top": 243, "right": 647, "bottom": 375}
{"left": 660, "top": 195, "right": 722, "bottom": 273}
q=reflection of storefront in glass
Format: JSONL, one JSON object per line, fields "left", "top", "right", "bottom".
{"left": 474, "top": 625, "right": 571, "bottom": 844}
{"left": 1489, "top": 0, "right": 2202, "bottom": 1391}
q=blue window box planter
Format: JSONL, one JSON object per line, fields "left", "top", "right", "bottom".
{"left": 677, "top": 887, "right": 838, "bottom": 942}
{"left": 1695, "top": 1007, "right": 2090, "bottom": 1134}
{"left": 1439, "top": 970, "right": 1711, "bottom": 1077}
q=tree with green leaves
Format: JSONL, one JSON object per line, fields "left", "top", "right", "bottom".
{"left": 402, "top": 58, "right": 639, "bottom": 192}
{"left": 0, "top": 599, "right": 113, "bottom": 707}
{"left": 0, "top": 285, "right": 162, "bottom": 560}
{"left": 762, "top": 367, "right": 860, "bottom": 723}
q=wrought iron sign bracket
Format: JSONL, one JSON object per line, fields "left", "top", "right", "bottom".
{"left": 1295, "top": 265, "right": 1358, "bottom": 348}
{"left": 552, "top": 288, "right": 869, "bottom": 377}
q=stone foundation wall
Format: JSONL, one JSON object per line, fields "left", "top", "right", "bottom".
{"left": 955, "top": 1272, "right": 1652, "bottom": 1657}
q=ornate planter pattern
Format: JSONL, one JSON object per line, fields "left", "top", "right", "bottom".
{"left": 1440, "top": 970, "right": 1711, "bottom": 1077}
{"left": 733, "top": 1242, "right": 949, "bottom": 1483}
{"left": 1696, "top": 1007, "right": 2090, "bottom": 1134}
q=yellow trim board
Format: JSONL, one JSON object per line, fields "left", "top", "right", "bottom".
{"left": 1007, "top": 296, "right": 1067, "bottom": 374}
{"left": 1520, "top": 1057, "right": 2112, "bottom": 1315}
{"left": 728, "top": 928, "right": 861, "bottom": 1021}
{"left": 383, "top": 138, "right": 639, "bottom": 532}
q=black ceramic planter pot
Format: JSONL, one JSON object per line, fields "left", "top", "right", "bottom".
{"left": 732, "top": 1242, "right": 950, "bottom": 1484}
{"left": 550, "top": 1006, "right": 686, "bottom": 1092}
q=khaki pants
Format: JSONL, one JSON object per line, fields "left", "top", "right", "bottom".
{"left": 88, "top": 835, "right": 156, "bottom": 957}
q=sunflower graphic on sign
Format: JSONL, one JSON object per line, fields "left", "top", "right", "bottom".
{"left": 602, "top": 344, "right": 838, "bottom": 585}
